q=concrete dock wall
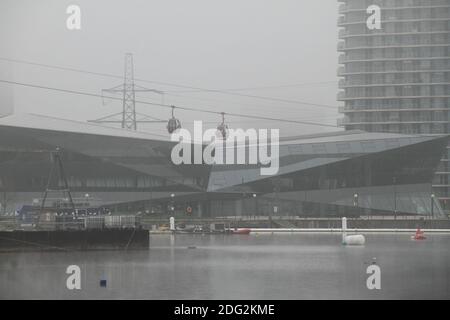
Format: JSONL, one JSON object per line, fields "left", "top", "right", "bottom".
{"left": 140, "top": 217, "right": 450, "bottom": 230}
{"left": 0, "top": 229, "right": 149, "bottom": 252}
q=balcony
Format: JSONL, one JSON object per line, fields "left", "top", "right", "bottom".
{"left": 339, "top": 107, "right": 450, "bottom": 113}
{"left": 338, "top": 3, "right": 346, "bottom": 14}
{"left": 337, "top": 66, "right": 345, "bottom": 76}
{"left": 337, "top": 16, "right": 346, "bottom": 25}
{"left": 335, "top": 93, "right": 450, "bottom": 101}
{"left": 336, "top": 81, "right": 450, "bottom": 89}
{"left": 337, "top": 91, "right": 346, "bottom": 101}
{"left": 337, "top": 16, "right": 450, "bottom": 27}
{"left": 337, "top": 41, "right": 345, "bottom": 51}
{"left": 338, "top": 54, "right": 347, "bottom": 64}
{"left": 343, "top": 43, "right": 450, "bottom": 51}
{"left": 338, "top": 29, "right": 348, "bottom": 38}
{"left": 337, "top": 117, "right": 350, "bottom": 126}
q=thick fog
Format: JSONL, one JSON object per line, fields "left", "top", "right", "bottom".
{"left": 0, "top": 0, "right": 340, "bottom": 136}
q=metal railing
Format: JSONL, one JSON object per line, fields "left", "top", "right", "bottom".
{"left": 0, "top": 215, "right": 142, "bottom": 231}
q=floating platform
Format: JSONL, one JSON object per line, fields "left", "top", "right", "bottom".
{"left": 0, "top": 229, "right": 149, "bottom": 252}
{"left": 150, "top": 228, "right": 251, "bottom": 235}
{"left": 249, "top": 228, "right": 450, "bottom": 234}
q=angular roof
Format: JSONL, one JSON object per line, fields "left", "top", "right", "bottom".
{"left": 0, "top": 113, "right": 447, "bottom": 214}
{"left": 0, "top": 113, "right": 445, "bottom": 145}
{"left": 0, "top": 113, "right": 171, "bottom": 141}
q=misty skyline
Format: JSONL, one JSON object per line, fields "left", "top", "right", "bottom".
{"left": 0, "top": 0, "right": 341, "bottom": 136}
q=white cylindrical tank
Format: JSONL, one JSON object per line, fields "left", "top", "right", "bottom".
{"left": 169, "top": 216, "right": 175, "bottom": 231}
{"left": 342, "top": 217, "right": 365, "bottom": 245}
{"left": 343, "top": 234, "right": 366, "bottom": 245}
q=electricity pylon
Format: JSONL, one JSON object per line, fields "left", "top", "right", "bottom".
{"left": 89, "top": 53, "right": 165, "bottom": 130}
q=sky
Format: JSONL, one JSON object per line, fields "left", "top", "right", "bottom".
{"left": 0, "top": 0, "right": 341, "bottom": 137}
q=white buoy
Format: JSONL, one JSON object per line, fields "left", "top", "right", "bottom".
{"left": 169, "top": 216, "right": 175, "bottom": 231}
{"left": 342, "top": 217, "right": 365, "bottom": 245}
{"left": 344, "top": 234, "right": 366, "bottom": 245}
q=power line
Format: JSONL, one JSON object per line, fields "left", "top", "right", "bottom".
{"left": 0, "top": 79, "right": 338, "bottom": 128}
{"left": 188, "top": 91, "right": 337, "bottom": 110}
{"left": 164, "top": 80, "right": 338, "bottom": 93}
{"left": 0, "top": 57, "right": 338, "bottom": 110}
{"left": 201, "top": 116, "right": 340, "bottom": 124}
{"left": 145, "top": 91, "right": 335, "bottom": 115}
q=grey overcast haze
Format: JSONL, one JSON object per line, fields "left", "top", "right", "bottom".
{"left": 2, "top": 0, "right": 450, "bottom": 302}
{"left": 0, "top": 0, "right": 340, "bottom": 136}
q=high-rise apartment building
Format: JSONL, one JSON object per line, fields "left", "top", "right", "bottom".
{"left": 337, "top": 0, "right": 450, "bottom": 212}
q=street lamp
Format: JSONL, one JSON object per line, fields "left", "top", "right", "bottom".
{"left": 84, "top": 194, "right": 90, "bottom": 214}
{"left": 169, "top": 193, "right": 175, "bottom": 214}
{"left": 353, "top": 193, "right": 359, "bottom": 218}
{"left": 393, "top": 177, "right": 397, "bottom": 220}
{"left": 353, "top": 193, "right": 359, "bottom": 206}
{"left": 252, "top": 194, "right": 257, "bottom": 218}
{"left": 431, "top": 193, "right": 435, "bottom": 219}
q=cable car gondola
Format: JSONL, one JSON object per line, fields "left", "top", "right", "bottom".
{"left": 216, "top": 112, "right": 229, "bottom": 139}
{"left": 167, "top": 105, "right": 182, "bottom": 134}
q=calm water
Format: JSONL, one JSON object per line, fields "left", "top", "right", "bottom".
{"left": 0, "top": 233, "right": 449, "bottom": 299}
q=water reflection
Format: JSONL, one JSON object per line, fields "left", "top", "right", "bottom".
{"left": 0, "top": 233, "right": 449, "bottom": 299}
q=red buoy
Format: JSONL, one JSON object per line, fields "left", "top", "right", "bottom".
{"left": 231, "top": 228, "right": 251, "bottom": 235}
{"left": 412, "top": 228, "right": 426, "bottom": 240}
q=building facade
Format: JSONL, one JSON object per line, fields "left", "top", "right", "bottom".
{"left": 0, "top": 113, "right": 447, "bottom": 218}
{"left": 337, "top": 0, "right": 450, "bottom": 211}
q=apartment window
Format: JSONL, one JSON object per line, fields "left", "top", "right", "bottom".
{"left": 336, "top": 142, "right": 352, "bottom": 153}
{"left": 288, "top": 145, "right": 303, "bottom": 155}
{"left": 311, "top": 144, "right": 327, "bottom": 154}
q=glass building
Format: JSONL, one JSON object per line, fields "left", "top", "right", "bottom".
{"left": 0, "top": 113, "right": 447, "bottom": 218}
{"left": 337, "top": 0, "right": 450, "bottom": 212}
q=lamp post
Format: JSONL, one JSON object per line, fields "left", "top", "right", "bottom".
{"left": 393, "top": 177, "right": 397, "bottom": 220}
{"left": 353, "top": 193, "right": 359, "bottom": 217}
{"left": 170, "top": 193, "right": 175, "bottom": 214}
{"left": 431, "top": 193, "right": 435, "bottom": 219}
{"left": 253, "top": 193, "right": 257, "bottom": 219}
{"left": 273, "top": 183, "right": 281, "bottom": 228}
{"left": 149, "top": 190, "right": 153, "bottom": 215}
